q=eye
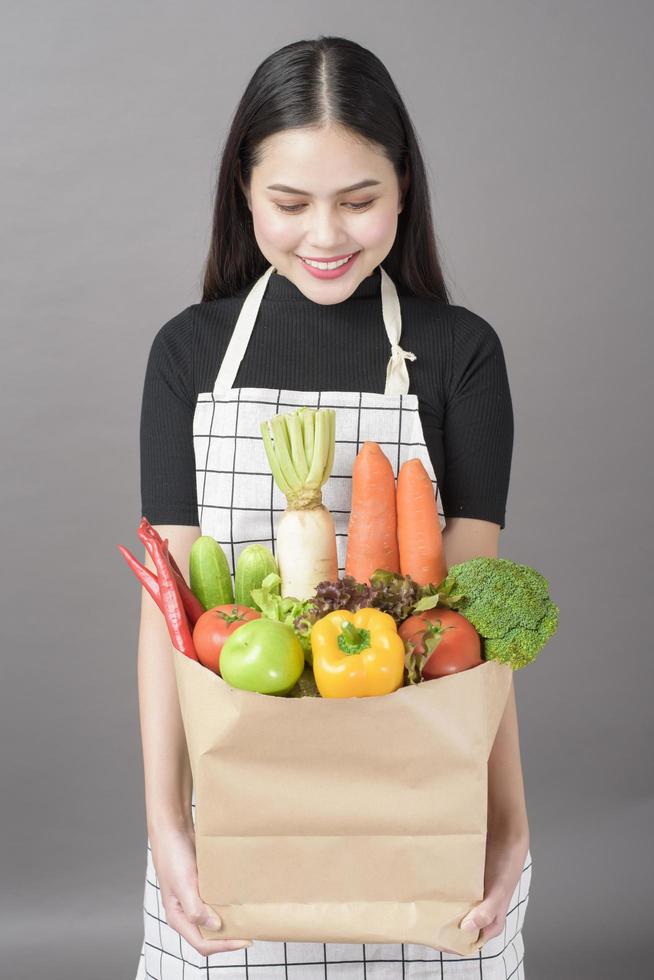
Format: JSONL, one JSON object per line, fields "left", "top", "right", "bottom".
{"left": 273, "top": 200, "right": 375, "bottom": 214}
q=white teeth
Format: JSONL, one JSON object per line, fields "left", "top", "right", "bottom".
{"left": 301, "top": 254, "right": 354, "bottom": 270}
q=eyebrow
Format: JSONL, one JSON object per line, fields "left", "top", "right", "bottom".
{"left": 266, "top": 179, "right": 382, "bottom": 195}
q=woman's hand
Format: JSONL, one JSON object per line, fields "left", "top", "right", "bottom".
{"left": 458, "top": 832, "right": 530, "bottom": 945}
{"left": 150, "top": 822, "right": 252, "bottom": 957}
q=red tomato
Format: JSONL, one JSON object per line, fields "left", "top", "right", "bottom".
{"left": 398, "top": 608, "right": 482, "bottom": 679}
{"left": 192, "top": 604, "right": 261, "bottom": 675}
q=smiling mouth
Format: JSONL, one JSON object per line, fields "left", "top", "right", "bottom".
{"left": 297, "top": 251, "right": 360, "bottom": 269}
{"left": 297, "top": 251, "right": 359, "bottom": 261}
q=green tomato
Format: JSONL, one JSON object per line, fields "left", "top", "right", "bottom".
{"left": 219, "top": 618, "right": 305, "bottom": 696}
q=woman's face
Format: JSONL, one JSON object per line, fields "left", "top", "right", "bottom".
{"left": 241, "top": 125, "right": 405, "bottom": 305}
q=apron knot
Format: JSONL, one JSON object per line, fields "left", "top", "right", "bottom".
{"left": 385, "top": 344, "right": 417, "bottom": 395}
{"left": 390, "top": 343, "right": 417, "bottom": 365}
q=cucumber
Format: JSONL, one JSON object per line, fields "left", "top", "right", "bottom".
{"left": 189, "top": 536, "right": 234, "bottom": 610}
{"left": 235, "top": 544, "right": 279, "bottom": 608}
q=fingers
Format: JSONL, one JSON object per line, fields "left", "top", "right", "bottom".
{"left": 461, "top": 905, "right": 494, "bottom": 931}
{"left": 163, "top": 891, "right": 251, "bottom": 957}
{"left": 460, "top": 894, "right": 509, "bottom": 944}
{"left": 479, "top": 920, "right": 505, "bottom": 942}
{"left": 166, "top": 904, "right": 252, "bottom": 957}
{"left": 171, "top": 875, "right": 222, "bottom": 932}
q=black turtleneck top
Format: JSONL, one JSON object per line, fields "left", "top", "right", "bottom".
{"left": 140, "top": 266, "right": 514, "bottom": 529}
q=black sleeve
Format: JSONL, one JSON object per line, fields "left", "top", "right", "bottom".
{"left": 139, "top": 307, "right": 200, "bottom": 526}
{"left": 440, "top": 307, "right": 514, "bottom": 529}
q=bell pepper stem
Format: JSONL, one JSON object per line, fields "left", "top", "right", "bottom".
{"left": 337, "top": 620, "right": 371, "bottom": 656}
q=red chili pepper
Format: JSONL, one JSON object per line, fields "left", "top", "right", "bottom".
{"left": 137, "top": 519, "right": 198, "bottom": 659}
{"left": 149, "top": 535, "right": 199, "bottom": 661}
{"left": 137, "top": 518, "right": 204, "bottom": 627}
{"left": 117, "top": 544, "right": 163, "bottom": 611}
{"left": 138, "top": 516, "right": 165, "bottom": 559}
{"left": 161, "top": 540, "right": 205, "bottom": 626}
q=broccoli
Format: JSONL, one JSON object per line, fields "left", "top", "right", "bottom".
{"left": 437, "top": 557, "right": 559, "bottom": 669}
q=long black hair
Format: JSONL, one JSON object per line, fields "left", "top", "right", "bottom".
{"left": 201, "top": 36, "right": 451, "bottom": 304}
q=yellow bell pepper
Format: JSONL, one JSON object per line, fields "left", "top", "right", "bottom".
{"left": 310, "top": 608, "right": 405, "bottom": 698}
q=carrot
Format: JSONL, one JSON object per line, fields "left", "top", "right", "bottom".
{"left": 396, "top": 458, "right": 447, "bottom": 586}
{"left": 345, "top": 442, "right": 400, "bottom": 584}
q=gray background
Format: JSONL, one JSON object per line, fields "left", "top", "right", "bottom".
{"left": 2, "top": 2, "right": 652, "bottom": 977}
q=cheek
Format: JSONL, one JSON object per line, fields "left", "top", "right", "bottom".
{"left": 252, "top": 209, "right": 298, "bottom": 248}
{"left": 356, "top": 205, "right": 399, "bottom": 246}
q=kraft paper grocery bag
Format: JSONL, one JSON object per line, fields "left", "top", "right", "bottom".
{"left": 172, "top": 650, "right": 512, "bottom": 956}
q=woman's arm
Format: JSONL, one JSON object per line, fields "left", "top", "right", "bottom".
{"left": 442, "top": 516, "right": 529, "bottom": 941}
{"left": 487, "top": 677, "right": 529, "bottom": 848}
{"left": 137, "top": 523, "right": 202, "bottom": 842}
{"left": 442, "top": 517, "right": 530, "bottom": 844}
{"left": 441, "top": 516, "right": 500, "bottom": 567}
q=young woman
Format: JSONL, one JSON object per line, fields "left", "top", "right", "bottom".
{"left": 135, "top": 35, "right": 532, "bottom": 980}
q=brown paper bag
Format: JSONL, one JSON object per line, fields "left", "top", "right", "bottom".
{"left": 173, "top": 649, "right": 512, "bottom": 955}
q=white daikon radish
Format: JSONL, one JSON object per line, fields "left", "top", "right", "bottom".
{"left": 260, "top": 406, "right": 338, "bottom": 600}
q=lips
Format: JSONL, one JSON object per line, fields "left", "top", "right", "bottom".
{"left": 297, "top": 251, "right": 359, "bottom": 262}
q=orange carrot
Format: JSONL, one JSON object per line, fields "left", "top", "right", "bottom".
{"left": 345, "top": 441, "right": 400, "bottom": 584}
{"left": 396, "top": 458, "right": 447, "bottom": 586}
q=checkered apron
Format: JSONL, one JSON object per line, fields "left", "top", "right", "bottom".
{"left": 135, "top": 264, "right": 533, "bottom": 979}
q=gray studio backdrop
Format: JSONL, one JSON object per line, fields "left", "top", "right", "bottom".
{"left": 2, "top": 2, "right": 652, "bottom": 978}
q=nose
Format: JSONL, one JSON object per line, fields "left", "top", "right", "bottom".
{"left": 303, "top": 204, "right": 350, "bottom": 252}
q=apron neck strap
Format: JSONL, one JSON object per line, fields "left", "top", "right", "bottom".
{"left": 212, "top": 264, "right": 416, "bottom": 396}
{"left": 379, "top": 264, "right": 417, "bottom": 395}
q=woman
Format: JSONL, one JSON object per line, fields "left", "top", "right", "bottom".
{"left": 135, "top": 35, "right": 532, "bottom": 980}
